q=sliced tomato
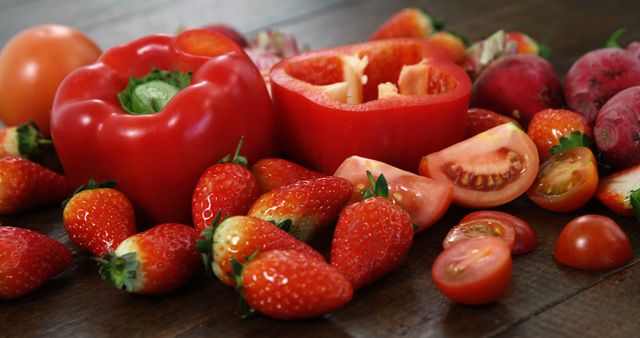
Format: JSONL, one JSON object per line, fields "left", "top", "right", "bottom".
{"left": 431, "top": 236, "right": 512, "bottom": 305}
{"left": 334, "top": 155, "right": 453, "bottom": 232}
{"left": 527, "top": 147, "right": 598, "bottom": 212}
{"left": 461, "top": 210, "right": 538, "bottom": 254}
{"left": 554, "top": 214, "right": 632, "bottom": 271}
{"left": 419, "top": 123, "right": 539, "bottom": 208}
{"left": 443, "top": 218, "right": 515, "bottom": 250}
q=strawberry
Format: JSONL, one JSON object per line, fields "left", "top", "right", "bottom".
{"left": 0, "top": 226, "right": 72, "bottom": 299}
{"left": 427, "top": 31, "right": 468, "bottom": 65}
{"left": 527, "top": 109, "right": 593, "bottom": 162}
{"left": 197, "top": 214, "right": 324, "bottom": 286}
{"left": 0, "top": 121, "right": 59, "bottom": 170}
{"left": 248, "top": 176, "right": 353, "bottom": 242}
{"left": 234, "top": 249, "right": 352, "bottom": 319}
{"left": 596, "top": 165, "right": 640, "bottom": 218}
{"left": 465, "top": 108, "right": 521, "bottom": 139}
{"left": 251, "top": 158, "right": 325, "bottom": 194}
{"left": 370, "top": 8, "right": 443, "bottom": 40}
{"left": 331, "top": 172, "right": 414, "bottom": 290}
{"left": 63, "top": 179, "right": 136, "bottom": 257}
{"left": 192, "top": 137, "right": 260, "bottom": 233}
{"left": 95, "top": 223, "right": 201, "bottom": 294}
{"left": 0, "top": 156, "right": 71, "bottom": 215}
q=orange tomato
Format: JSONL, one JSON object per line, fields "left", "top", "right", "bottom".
{"left": 0, "top": 25, "right": 101, "bottom": 135}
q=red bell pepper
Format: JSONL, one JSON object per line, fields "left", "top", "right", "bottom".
{"left": 51, "top": 30, "right": 278, "bottom": 225}
{"left": 270, "top": 38, "right": 471, "bottom": 174}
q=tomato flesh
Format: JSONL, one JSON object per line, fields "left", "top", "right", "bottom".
{"left": 432, "top": 236, "right": 512, "bottom": 305}
{"left": 334, "top": 156, "right": 453, "bottom": 232}
{"left": 461, "top": 210, "right": 538, "bottom": 254}
{"left": 443, "top": 218, "right": 515, "bottom": 250}
{"left": 419, "top": 123, "right": 539, "bottom": 208}
{"left": 527, "top": 147, "right": 598, "bottom": 212}
{"left": 554, "top": 214, "right": 632, "bottom": 271}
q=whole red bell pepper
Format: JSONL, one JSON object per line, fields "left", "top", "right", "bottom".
{"left": 51, "top": 29, "right": 278, "bottom": 225}
{"left": 270, "top": 38, "right": 471, "bottom": 174}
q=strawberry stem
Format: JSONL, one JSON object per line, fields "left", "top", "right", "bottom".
{"left": 62, "top": 178, "right": 118, "bottom": 209}
{"left": 219, "top": 136, "right": 249, "bottom": 167}
{"left": 605, "top": 28, "right": 626, "bottom": 48}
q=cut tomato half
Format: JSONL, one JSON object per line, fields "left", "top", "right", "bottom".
{"left": 419, "top": 123, "right": 539, "bottom": 208}
{"left": 334, "top": 155, "right": 453, "bottom": 232}
{"left": 443, "top": 218, "right": 516, "bottom": 250}
{"left": 461, "top": 210, "right": 538, "bottom": 254}
{"left": 527, "top": 147, "right": 598, "bottom": 212}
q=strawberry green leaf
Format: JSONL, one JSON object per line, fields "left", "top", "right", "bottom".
{"left": 93, "top": 251, "right": 140, "bottom": 293}
{"left": 196, "top": 211, "right": 225, "bottom": 279}
{"left": 550, "top": 131, "right": 593, "bottom": 156}
{"left": 62, "top": 178, "right": 118, "bottom": 209}
{"left": 538, "top": 42, "right": 552, "bottom": 59}
{"left": 630, "top": 188, "right": 640, "bottom": 221}
{"left": 362, "top": 171, "right": 389, "bottom": 200}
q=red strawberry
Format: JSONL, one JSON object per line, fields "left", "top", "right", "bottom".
{"left": 235, "top": 249, "right": 353, "bottom": 319}
{"left": 251, "top": 158, "right": 325, "bottom": 194}
{"left": 197, "top": 215, "right": 324, "bottom": 286}
{"left": 427, "top": 31, "right": 468, "bottom": 65}
{"left": 370, "top": 8, "right": 442, "bottom": 40}
{"left": 63, "top": 179, "right": 136, "bottom": 257}
{"left": 527, "top": 109, "right": 593, "bottom": 162}
{"left": 596, "top": 165, "right": 640, "bottom": 217}
{"left": 0, "top": 226, "right": 72, "bottom": 299}
{"left": 95, "top": 223, "right": 201, "bottom": 294}
{"left": 192, "top": 138, "right": 260, "bottom": 233}
{"left": 248, "top": 176, "right": 353, "bottom": 242}
{"left": 0, "top": 156, "right": 71, "bottom": 215}
{"left": 465, "top": 108, "right": 521, "bottom": 139}
{"left": 331, "top": 172, "right": 414, "bottom": 290}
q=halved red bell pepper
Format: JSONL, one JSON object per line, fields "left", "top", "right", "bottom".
{"left": 51, "top": 30, "right": 278, "bottom": 225}
{"left": 270, "top": 38, "right": 471, "bottom": 174}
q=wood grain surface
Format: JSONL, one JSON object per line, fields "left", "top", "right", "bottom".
{"left": 1, "top": 0, "right": 640, "bottom": 337}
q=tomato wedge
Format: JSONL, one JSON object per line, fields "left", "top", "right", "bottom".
{"left": 527, "top": 147, "right": 598, "bottom": 212}
{"left": 443, "top": 218, "right": 516, "bottom": 250}
{"left": 334, "top": 156, "right": 453, "bottom": 232}
{"left": 432, "top": 236, "right": 512, "bottom": 305}
{"left": 461, "top": 210, "right": 538, "bottom": 254}
{"left": 554, "top": 214, "right": 632, "bottom": 271}
{"left": 419, "top": 123, "right": 539, "bottom": 208}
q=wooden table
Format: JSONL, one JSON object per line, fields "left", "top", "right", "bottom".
{"left": 2, "top": 0, "right": 640, "bottom": 337}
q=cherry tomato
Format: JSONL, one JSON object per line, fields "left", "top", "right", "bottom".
{"left": 0, "top": 25, "right": 101, "bottom": 135}
{"left": 461, "top": 210, "right": 538, "bottom": 254}
{"left": 554, "top": 214, "right": 632, "bottom": 271}
{"left": 419, "top": 123, "right": 539, "bottom": 208}
{"left": 334, "top": 156, "right": 453, "bottom": 232}
{"left": 527, "top": 147, "right": 598, "bottom": 212}
{"left": 443, "top": 218, "right": 516, "bottom": 250}
{"left": 432, "top": 236, "right": 512, "bottom": 305}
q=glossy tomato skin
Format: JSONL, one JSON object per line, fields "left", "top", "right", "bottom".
{"left": 432, "top": 236, "right": 512, "bottom": 305}
{"left": 527, "top": 147, "right": 598, "bottom": 212}
{"left": 0, "top": 25, "right": 101, "bottom": 135}
{"left": 443, "top": 218, "right": 516, "bottom": 250}
{"left": 461, "top": 210, "right": 538, "bottom": 254}
{"left": 270, "top": 39, "right": 471, "bottom": 174}
{"left": 334, "top": 156, "right": 453, "bottom": 232}
{"left": 419, "top": 123, "right": 539, "bottom": 208}
{"left": 554, "top": 215, "right": 632, "bottom": 271}
{"left": 51, "top": 30, "right": 278, "bottom": 225}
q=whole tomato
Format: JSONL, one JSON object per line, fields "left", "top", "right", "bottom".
{"left": 0, "top": 25, "right": 101, "bottom": 135}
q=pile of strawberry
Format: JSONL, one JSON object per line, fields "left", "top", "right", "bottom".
{"left": 0, "top": 134, "right": 420, "bottom": 319}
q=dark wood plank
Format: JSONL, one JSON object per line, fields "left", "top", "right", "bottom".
{"left": 495, "top": 262, "right": 640, "bottom": 338}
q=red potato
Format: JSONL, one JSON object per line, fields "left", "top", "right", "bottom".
{"left": 471, "top": 54, "right": 564, "bottom": 127}
{"left": 564, "top": 47, "right": 640, "bottom": 124}
{"left": 594, "top": 86, "right": 640, "bottom": 169}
